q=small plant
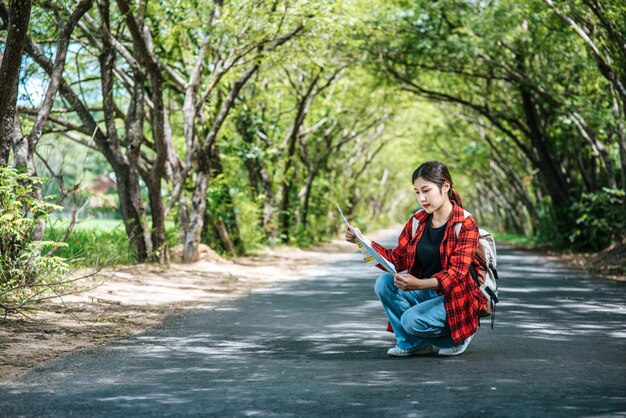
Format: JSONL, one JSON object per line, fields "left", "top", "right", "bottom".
{"left": 0, "top": 167, "right": 69, "bottom": 313}
{"left": 568, "top": 188, "right": 626, "bottom": 252}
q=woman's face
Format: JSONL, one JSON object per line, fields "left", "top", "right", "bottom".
{"left": 413, "top": 177, "right": 449, "bottom": 213}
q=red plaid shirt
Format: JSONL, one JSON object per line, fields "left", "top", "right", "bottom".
{"left": 371, "top": 203, "right": 486, "bottom": 344}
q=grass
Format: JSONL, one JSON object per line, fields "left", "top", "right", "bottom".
{"left": 492, "top": 231, "right": 545, "bottom": 247}
{"left": 44, "top": 218, "right": 179, "bottom": 267}
{"left": 68, "top": 219, "right": 126, "bottom": 231}
{"left": 45, "top": 222, "right": 135, "bottom": 266}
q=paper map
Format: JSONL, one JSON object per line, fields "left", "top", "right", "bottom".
{"left": 336, "top": 203, "right": 397, "bottom": 274}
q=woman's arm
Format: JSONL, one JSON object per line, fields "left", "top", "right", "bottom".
{"left": 393, "top": 274, "right": 439, "bottom": 291}
{"left": 369, "top": 221, "right": 414, "bottom": 273}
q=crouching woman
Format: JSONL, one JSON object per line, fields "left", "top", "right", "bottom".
{"left": 345, "top": 161, "right": 486, "bottom": 356}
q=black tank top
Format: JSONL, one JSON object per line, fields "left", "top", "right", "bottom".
{"left": 413, "top": 216, "right": 445, "bottom": 278}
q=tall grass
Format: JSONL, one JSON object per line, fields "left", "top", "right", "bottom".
{"left": 44, "top": 219, "right": 179, "bottom": 267}
{"left": 45, "top": 220, "right": 135, "bottom": 266}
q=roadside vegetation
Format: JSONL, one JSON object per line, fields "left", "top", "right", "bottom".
{"left": 1, "top": 0, "right": 624, "bottom": 312}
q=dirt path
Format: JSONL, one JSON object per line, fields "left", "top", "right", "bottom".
{"left": 0, "top": 238, "right": 360, "bottom": 384}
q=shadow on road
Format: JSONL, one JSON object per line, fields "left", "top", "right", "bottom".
{"left": 2, "top": 245, "right": 625, "bottom": 417}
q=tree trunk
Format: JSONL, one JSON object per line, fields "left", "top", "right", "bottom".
{"left": 211, "top": 218, "right": 237, "bottom": 257}
{"left": 0, "top": 0, "right": 31, "bottom": 166}
{"left": 176, "top": 26, "right": 301, "bottom": 256}
{"left": 117, "top": 0, "right": 169, "bottom": 263}
{"left": 518, "top": 82, "right": 572, "bottom": 208}
{"left": 114, "top": 163, "right": 152, "bottom": 261}
{"left": 241, "top": 154, "right": 274, "bottom": 232}
{"left": 256, "top": 161, "right": 275, "bottom": 233}
{"left": 278, "top": 130, "right": 303, "bottom": 239}
{"left": 610, "top": 86, "right": 626, "bottom": 197}
{"left": 278, "top": 75, "right": 319, "bottom": 241}
{"left": 10, "top": 114, "right": 45, "bottom": 239}
{"left": 97, "top": 0, "right": 153, "bottom": 262}
{"left": 182, "top": 172, "right": 209, "bottom": 262}
{"left": 235, "top": 113, "right": 275, "bottom": 232}
{"left": 177, "top": 194, "right": 190, "bottom": 246}
{"left": 10, "top": 0, "right": 90, "bottom": 240}
{"left": 214, "top": 151, "right": 244, "bottom": 255}
{"left": 300, "top": 167, "right": 317, "bottom": 230}
{"left": 147, "top": 178, "right": 168, "bottom": 263}
{"left": 619, "top": 141, "right": 626, "bottom": 198}
{"left": 262, "top": 183, "right": 274, "bottom": 231}
{"left": 179, "top": 65, "right": 259, "bottom": 261}
{"left": 11, "top": 114, "right": 34, "bottom": 174}
{"left": 24, "top": 24, "right": 155, "bottom": 261}
{"left": 278, "top": 179, "right": 293, "bottom": 241}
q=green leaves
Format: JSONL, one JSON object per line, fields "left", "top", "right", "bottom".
{"left": 361, "top": 0, "right": 625, "bottom": 249}
{"left": 0, "top": 167, "right": 68, "bottom": 308}
{"left": 569, "top": 188, "right": 626, "bottom": 251}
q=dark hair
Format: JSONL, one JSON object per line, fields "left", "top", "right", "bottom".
{"left": 411, "top": 161, "right": 464, "bottom": 208}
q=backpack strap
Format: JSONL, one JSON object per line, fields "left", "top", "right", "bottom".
{"left": 410, "top": 209, "right": 425, "bottom": 238}
{"left": 454, "top": 209, "right": 471, "bottom": 237}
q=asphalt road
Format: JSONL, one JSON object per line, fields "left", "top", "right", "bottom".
{"left": 2, "top": 239, "right": 625, "bottom": 417}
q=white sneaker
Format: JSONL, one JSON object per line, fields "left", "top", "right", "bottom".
{"left": 438, "top": 335, "right": 474, "bottom": 356}
{"left": 387, "top": 343, "right": 436, "bottom": 357}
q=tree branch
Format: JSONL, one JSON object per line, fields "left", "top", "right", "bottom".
{"left": 543, "top": 0, "right": 626, "bottom": 107}
{"left": 201, "top": 64, "right": 259, "bottom": 160}
{"left": 26, "top": 0, "right": 93, "bottom": 149}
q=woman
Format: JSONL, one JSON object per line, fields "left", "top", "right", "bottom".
{"left": 345, "top": 161, "right": 485, "bottom": 356}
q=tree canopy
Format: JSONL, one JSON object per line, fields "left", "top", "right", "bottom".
{"left": 0, "top": 0, "right": 624, "bottom": 274}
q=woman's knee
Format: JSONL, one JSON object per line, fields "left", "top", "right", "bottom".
{"left": 374, "top": 273, "right": 395, "bottom": 298}
{"left": 400, "top": 310, "right": 428, "bottom": 336}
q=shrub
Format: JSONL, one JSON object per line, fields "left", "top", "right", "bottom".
{"left": 568, "top": 188, "right": 626, "bottom": 252}
{"left": 0, "top": 168, "right": 68, "bottom": 311}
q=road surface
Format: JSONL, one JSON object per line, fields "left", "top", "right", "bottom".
{"left": 2, "top": 239, "right": 625, "bottom": 417}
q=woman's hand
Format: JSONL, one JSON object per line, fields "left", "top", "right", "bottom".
{"left": 344, "top": 227, "right": 361, "bottom": 244}
{"left": 393, "top": 273, "right": 439, "bottom": 291}
{"left": 393, "top": 273, "right": 420, "bottom": 291}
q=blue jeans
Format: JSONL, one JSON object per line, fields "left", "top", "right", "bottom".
{"left": 374, "top": 273, "right": 456, "bottom": 349}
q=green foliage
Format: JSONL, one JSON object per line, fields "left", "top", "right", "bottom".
{"left": 492, "top": 231, "right": 545, "bottom": 247}
{"left": 44, "top": 223, "right": 134, "bottom": 266}
{"left": 16, "top": 0, "right": 625, "bottom": 267}
{"left": 361, "top": 0, "right": 625, "bottom": 250}
{"left": 45, "top": 220, "right": 180, "bottom": 266}
{"left": 568, "top": 188, "right": 626, "bottom": 252}
{"left": 0, "top": 168, "right": 69, "bottom": 307}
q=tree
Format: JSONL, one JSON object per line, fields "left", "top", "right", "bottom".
{"left": 155, "top": 0, "right": 305, "bottom": 261}
{"left": 364, "top": 0, "right": 624, "bottom": 241}
{"left": 22, "top": 0, "right": 168, "bottom": 262}
{"left": 543, "top": 0, "right": 626, "bottom": 193}
{"left": 0, "top": 0, "right": 32, "bottom": 166}
{"left": 1, "top": 0, "right": 92, "bottom": 247}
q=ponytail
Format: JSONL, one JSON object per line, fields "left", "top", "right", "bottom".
{"left": 448, "top": 186, "right": 464, "bottom": 208}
